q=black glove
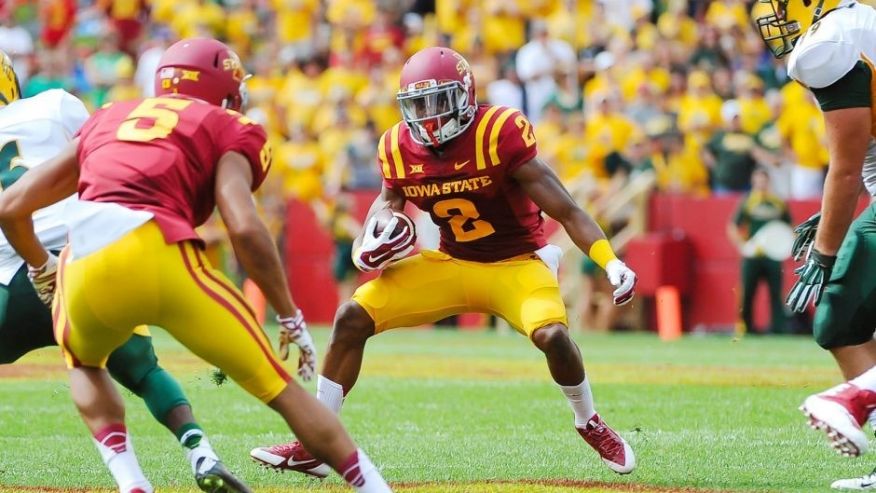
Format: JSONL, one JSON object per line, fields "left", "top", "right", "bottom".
{"left": 792, "top": 212, "right": 821, "bottom": 261}
{"left": 786, "top": 247, "right": 836, "bottom": 313}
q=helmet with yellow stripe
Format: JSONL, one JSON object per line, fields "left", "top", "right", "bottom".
{"left": 0, "top": 50, "right": 21, "bottom": 107}
{"left": 753, "top": 0, "right": 845, "bottom": 58}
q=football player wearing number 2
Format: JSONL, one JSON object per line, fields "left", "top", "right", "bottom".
{"left": 253, "top": 47, "right": 638, "bottom": 476}
{"left": 0, "top": 39, "right": 391, "bottom": 493}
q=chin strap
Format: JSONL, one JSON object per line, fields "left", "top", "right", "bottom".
{"left": 423, "top": 121, "right": 441, "bottom": 147}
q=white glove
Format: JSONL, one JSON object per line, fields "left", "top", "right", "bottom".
{"left": 28, "top": 253, "right": 59, "bottom": 307}
{"left": 605, "top": 259, "right": 637, "bottom": 306}
{"left": 277, "top": 310, "right": 316, "bottom": 381}
{"left": 353, "top": 213, "right": 416, "bottom": 272}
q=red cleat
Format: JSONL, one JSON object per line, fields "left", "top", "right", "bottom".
{"left": 801, "top": 383, "right": 876, "bottom": 457}
{"left": 250, "top": 441, "right": 332, "bottom": 478}
{"left": 576, "top": 413, "right": 635, "bottom": 474}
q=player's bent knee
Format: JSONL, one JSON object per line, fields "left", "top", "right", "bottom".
{"left": 330, "top": 301, "right": 375, "bottom": 345}
{"left": 106, "top": 334, "right": 158, "bottom": 391}
{"left": 531, "top": 324, "right": 573, "bottom": 353}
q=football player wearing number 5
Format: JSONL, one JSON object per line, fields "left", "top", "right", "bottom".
{"left": 0, "top": 39, "right": 391, "bottom": 493}
{"left": 252, "top": 47, "right": 638, "bottom": 476}
{"left": 755, "top": 0, "right": 876, "bottom": 488}
{"left": 0, "top": 50, "right": 252, "bottom": 493}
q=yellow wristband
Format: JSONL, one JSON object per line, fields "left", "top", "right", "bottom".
{"left": 588, "top": 239, "right": 618, "bottom": 270}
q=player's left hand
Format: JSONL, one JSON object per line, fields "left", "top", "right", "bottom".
{"left": 605, "top": 259, "right": 637, "bottom": 306}
{"left": 28, "top": 252, "right": 58, "bottom": 306}
{"left": 277, "top": 310, "right": 317, "bottom": 381}
{"left": 786, "top": 247, "right": 836, "bottom": 313}
{"left": 792, "top": 212, "right": 821, "bottom": 261}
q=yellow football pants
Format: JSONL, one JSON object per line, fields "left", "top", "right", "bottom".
{"left": 54, "top": 221, "right": 290, "bottom": 402}
{"left": 352, "top": 250, "right": 567, "bottom": 337}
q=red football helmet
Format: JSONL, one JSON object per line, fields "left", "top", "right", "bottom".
{"left": 397, "top": 47, "right": 476, "bottom": 147}
{"left": 154, "top": 38, "right": 248, "bottom": 111}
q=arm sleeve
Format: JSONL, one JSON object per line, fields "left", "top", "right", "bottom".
{"left": 218, "top": 112, "right": 271, "bottom": 191}
{"left": 57, "top": 91, "right": 91, "bottom": 139}
{"left": 810, "top": 61, "right": 872, "bottom": 111}
{"left": 499, "top": 110, "right": 539, "bottom": 173}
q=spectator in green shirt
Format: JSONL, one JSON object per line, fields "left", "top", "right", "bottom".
{"left": 704, "top": 99, "right": 758, "bottom": 195}
{"left": 727, "top": 168, "right": 791, "bottom": 335}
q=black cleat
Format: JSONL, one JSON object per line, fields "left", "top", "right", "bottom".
{"left": 195, "top": 458, "right": 252, "bottom": 493}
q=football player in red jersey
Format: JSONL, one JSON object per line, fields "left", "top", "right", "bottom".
{"left": 0, "top": 38, "right": 391, "bottom": 493}
{"left": 252, "top": 47, "right": 638, "bottom": 477}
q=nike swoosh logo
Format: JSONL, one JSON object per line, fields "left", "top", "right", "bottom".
{"left": 454, "top": 160, "right": 470, "bottom": 170}
{"left": 286, "top": 457, "right": 321, "bottom": 467}
{"left": 367, "top": 252, "right": 391, "bottom": 263}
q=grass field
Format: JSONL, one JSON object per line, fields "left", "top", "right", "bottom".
{"left": 0, "top": 328, "right": 871, "bottom": 493}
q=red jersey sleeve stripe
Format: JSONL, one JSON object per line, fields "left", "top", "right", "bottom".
{"left": 475, "top": 106, "right": 502, "bottom": 170}
{"left": 389, "top": 123, "right": 406, "bottom": 179}
{"left": 488, "top": 108, "right": 519, "bottom": 167}
{"left": 377, "top": 131, "right": 391, "bottom": 179}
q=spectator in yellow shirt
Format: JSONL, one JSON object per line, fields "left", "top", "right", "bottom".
{"left": 278, "top": 58, "right": 324, "bottom": 132}
{"left": 705, "top": 0, "right": 749, "bottom": 32}
{"left": 106, "top": 56, "right": 140, "bottom": 102}
{"left": 677, "top": 70, "right": 723, "bottom": 148}
{"left": 737, "top": 72, "right": 771, "bottom": 135}
{"left": 225, "top": 0, "right": 259, "bottom": 56}
{"left": 583, "top": 92, "right": 637, "bottom": 180}
{"left": 171, "top": 0, "right": 225, "bottom": 39}
{"left": 273, "top": 0, "right": 319, "bottom": 46}
{"left": 642, "top": 115, "right": 709, "bottom": 196}
{"left": 482, "top": 0, "right": 526, "bottom": 55}
{"left": 275, "top": 123, "right": 325, "bottom": 202}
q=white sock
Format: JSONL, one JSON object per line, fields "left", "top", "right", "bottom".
{"left": 92, "top": 424, "right": 153, "bottom": 493}
{"left": 560, "top": 377, "right": 597, "bottom": 428}
{"left": 850, "top": 366, "right": 876, "bottom": 393}
{"left": 317, "top": 375, "right": 345, "bottom": 414}
{"left": 340, "top": 448, "right": 392, "bottom": 493}
{"left": 183, "top": 434, "right": 219, "bottom": 475}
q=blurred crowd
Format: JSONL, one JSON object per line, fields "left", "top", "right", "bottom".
{"left": 1, "top": 0, "right": 862, "bottom": 208}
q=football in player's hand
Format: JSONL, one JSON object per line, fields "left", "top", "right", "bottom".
{"left": 373, "top": 208, "right": 417, "bottom": 243}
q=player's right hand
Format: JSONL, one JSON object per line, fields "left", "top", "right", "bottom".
{"left": 353, "top": 214, "right": 415, "bottom": 272}
{"left": 792, "top": 212, "right": 821, "bottom": 261}
{"left": 606, "top": 259, "right": 637, "bottom": 306}
{"left": 277, "top": 310, "right": 317, "bottom": 381}
{"left": 28, "top": 252, "right": 58, "bottom": 307}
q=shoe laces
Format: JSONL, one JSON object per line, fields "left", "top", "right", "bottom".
{"left": 270, "top": 441, "right": 301, "bottom": 457}
{"left": 583, "top": 419, "right": 624, "bottom": 457}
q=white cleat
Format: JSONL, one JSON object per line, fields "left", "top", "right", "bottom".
{"left": 832, "top": 469, "right": 876, "bottom": 490}
{"left": 801, "top": 387, "right": 874, "bottom": 457}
